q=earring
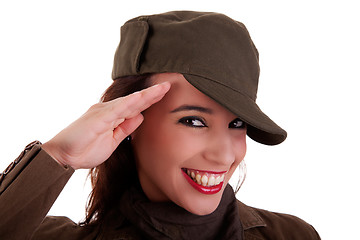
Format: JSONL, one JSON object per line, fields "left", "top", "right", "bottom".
{"left": 126, "top": 135, "right": 132, "bottom": 141}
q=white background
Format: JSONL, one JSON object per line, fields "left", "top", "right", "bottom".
{"left": 1, "top": 1, "right": 359, "bottom": 239}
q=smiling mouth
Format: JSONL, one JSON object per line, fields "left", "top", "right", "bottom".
{"left": 182, "top": 168, "right": 226, "bottom": 188}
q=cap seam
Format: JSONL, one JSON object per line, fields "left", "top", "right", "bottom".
{"left": 184, "top": 73, "right": 256, "bottom": 101}
{"left": 184, "top": 73, "right": 284, "bottom": 137}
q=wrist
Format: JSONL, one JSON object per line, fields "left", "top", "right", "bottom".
{"left": 42, "top": 142, "right": 72, "bottom": 169}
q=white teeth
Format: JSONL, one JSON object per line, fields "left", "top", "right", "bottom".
{"left": 208, "top": 176, "right": 215, "bottom": 186}
{"left": 196, "top": 174, "right": 202, "bottom": 184}
{"left": 215, "top": 176, "right": 221, "bottom": 185}
{"left": 201, "top": 175, "right": 208, "bottom": 186}
{"left": 185, "top": 169, "right": 226, "bottom": 187}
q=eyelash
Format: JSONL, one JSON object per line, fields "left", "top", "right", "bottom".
{"left": 178, "top": 116, "right": 207, "bottom": 128}
{"left": 178, "top": 116, "right": 246, "bottom": 129}
{"left": 229, "top": 118, "right": 246, "bottom": 129}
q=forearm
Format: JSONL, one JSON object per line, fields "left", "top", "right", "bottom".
{"left": 0, "top": 142, "right": 74, "bottom": 240}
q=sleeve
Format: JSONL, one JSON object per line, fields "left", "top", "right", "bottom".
{"left": 0, "top": 141, "right": 74, "bottom": 240}
{"left": 253, "top": 208, "right": 321, "bottom": 240}
{"left": 31, "top": 216, "right": 98, "bottom": 240}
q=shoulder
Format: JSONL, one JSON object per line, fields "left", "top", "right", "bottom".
{"left": 236, "top": 200, "right": 321, "bottom": 240}
{"left": 31, "top": 216, "right": 98, "bottom": 240}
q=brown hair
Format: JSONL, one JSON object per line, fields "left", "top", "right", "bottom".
{"left": 82, "top": 74, "right": 152, "bottom": 226}
{"left": 82, "top": 73, "right": 246, "bottom": 225}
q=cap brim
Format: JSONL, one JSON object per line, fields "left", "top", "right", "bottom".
{"left": 183, "top": 74, "right": 287, "bottom": 145}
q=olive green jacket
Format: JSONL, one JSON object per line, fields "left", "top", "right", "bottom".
{"left": 0, "top": 142, "right": 321, "bottom": 239}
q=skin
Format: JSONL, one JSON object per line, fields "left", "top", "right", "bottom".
{"left": 43, "top": 72, "right": 246, "bottom": 216}
{"left": 131, "top": 73, "right": 247, "bottom": 215}
{"left": 43, "top": 81, "right": 171, "bottom": 169}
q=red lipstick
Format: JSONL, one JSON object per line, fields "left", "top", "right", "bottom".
{"left": 181, "top": 170, "right": 224, "bottom": 194}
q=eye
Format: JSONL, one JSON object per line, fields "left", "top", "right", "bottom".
{"left": 229, "top": 118, "right": 246, "bottom": 129}
{"left": 178, "top": 116, "right": 207, "bottom": 128}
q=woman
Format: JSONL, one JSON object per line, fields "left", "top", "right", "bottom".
{"left": 0, "top": 11, "right": 320, "bottom": 239}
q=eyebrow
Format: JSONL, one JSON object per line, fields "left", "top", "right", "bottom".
{"left": 170, "top": 104, "right": 213, "bottom": 114}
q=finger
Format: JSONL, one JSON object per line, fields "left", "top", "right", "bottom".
{"left": 112, "top": 113, "right": 144, "bottom": 143}
{"left": 110, "top": 81, "right": 171, "bottom": 119}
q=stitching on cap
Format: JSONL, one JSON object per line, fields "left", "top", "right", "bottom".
{"left": 185, "top": 73, "right": 256, "bottom": 101}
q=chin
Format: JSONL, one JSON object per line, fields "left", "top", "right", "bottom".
{"left": 179, "top": 194, "right": 222, "bottom": 216}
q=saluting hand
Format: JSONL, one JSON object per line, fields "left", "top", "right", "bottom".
{"left": 42, "top": 82, "right": 171, "bottom": 170}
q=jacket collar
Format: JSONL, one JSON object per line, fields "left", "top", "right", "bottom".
{"left": 236, "top": 200, "right": 267, "bottom": 230}
{"left": 102, "top": 185, "right": 266, "bottom": 238}
{"left": 116, "top": 184, "right": 244, "bottom": 239}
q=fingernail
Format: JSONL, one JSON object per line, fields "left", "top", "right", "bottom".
{"left": 154, "top": 81, "right": 170, "bottom": 87}
{"left": 157, "top": 81, "right": 171, "bottom": 90}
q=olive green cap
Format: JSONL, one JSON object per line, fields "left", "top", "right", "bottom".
{"left": 112, "top": 11, "right": 287, "bottom": 145}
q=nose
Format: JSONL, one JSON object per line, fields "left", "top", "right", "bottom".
{"left": 202, "top": 131, "right": 237, "bottom": 167}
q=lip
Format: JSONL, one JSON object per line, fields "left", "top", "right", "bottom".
{"left": 185, "top": 168, "right": 227, "bottom": 175}
{"left": 181, "top": 169, "right": 224, "bottom": 195}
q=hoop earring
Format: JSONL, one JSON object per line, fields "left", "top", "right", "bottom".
{"left": 235, "top": 160, "right": 247, "bottom": 194}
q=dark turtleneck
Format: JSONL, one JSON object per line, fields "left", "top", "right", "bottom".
{"left": 115, "top": 184, "right": 243, "bottom": 240}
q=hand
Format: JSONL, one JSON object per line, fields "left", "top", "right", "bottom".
{"left": 42, "top": 82, "right": 171, "bottom": 170}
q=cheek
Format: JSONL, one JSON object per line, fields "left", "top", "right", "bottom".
{"left": 136, "top": 115, "right": 202, "bottom": 159}
{"left": 237, "top": 136, "right": 247, "bottom": 160}
{"left": 132, "top": 118, "right": 189, "bottom": 175}
{"left": 234, "top": 130, "right": 247, "bottom": 158}
{"left": 227, "top": 134, "right": 247, "bottom": 178}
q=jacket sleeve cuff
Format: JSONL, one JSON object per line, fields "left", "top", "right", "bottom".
{"left": 0, "top": 142, "right": 74, "bottom": 239}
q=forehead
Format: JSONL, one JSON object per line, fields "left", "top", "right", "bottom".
{"left": 152, "top": 73, "right": 205, "bottom": 100}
